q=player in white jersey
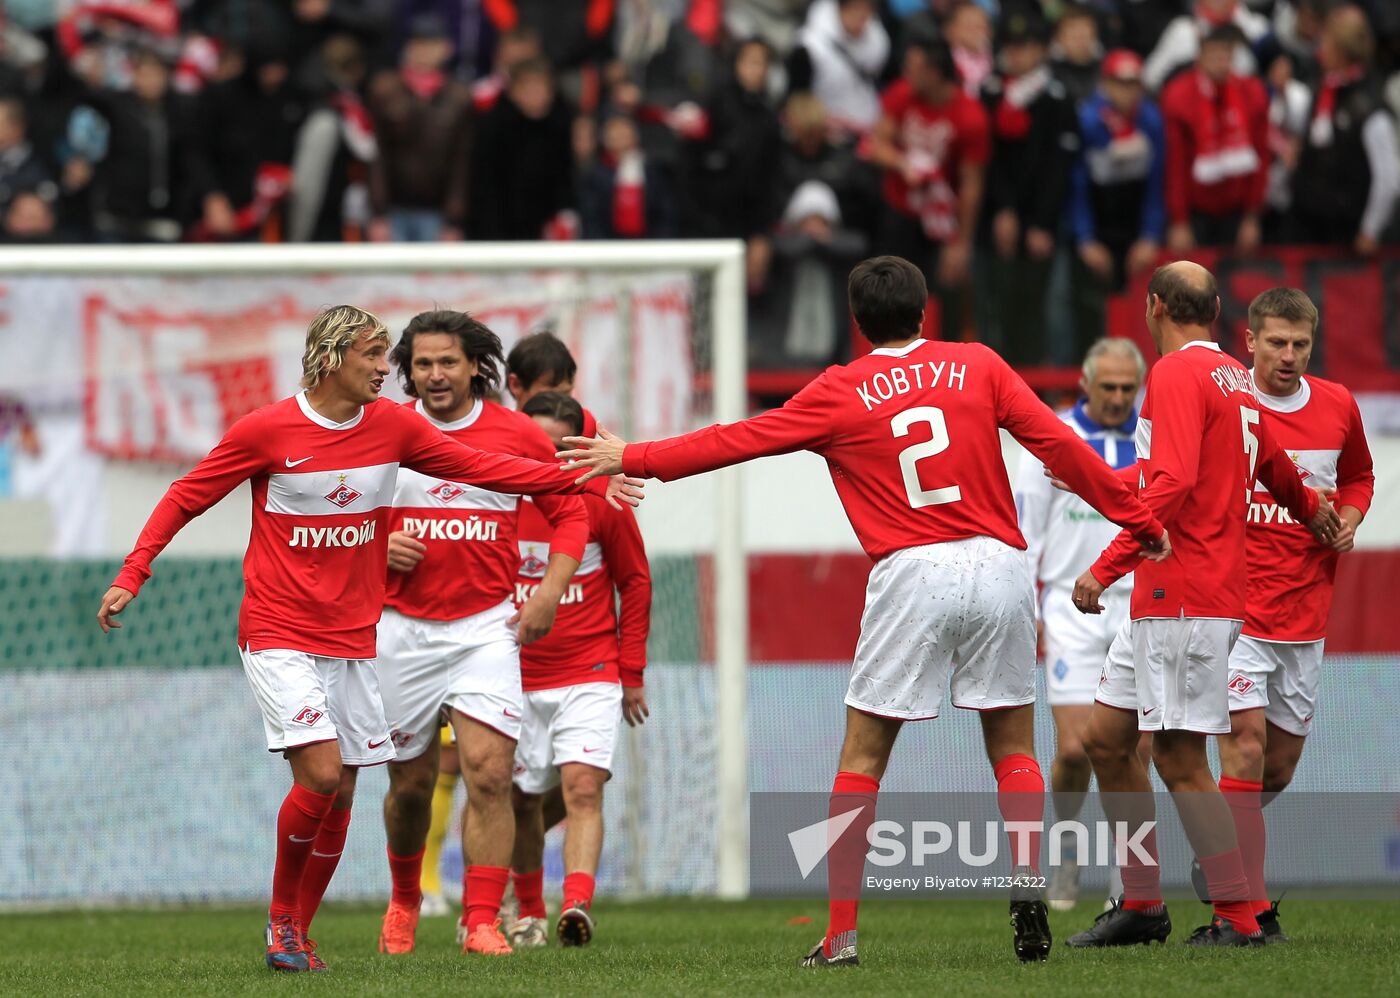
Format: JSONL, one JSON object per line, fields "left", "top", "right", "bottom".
{"left": 1014, "top": 337, "right": 1144, "bottom": 910}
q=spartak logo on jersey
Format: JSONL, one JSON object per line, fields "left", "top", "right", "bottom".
{"left": 520, "top": 552, "right": 548, "bottom": 577}
{"left": 1290, "top": 453, "right": 1310, "bottom": 482}
{"left": 292, "top": 706, "right": 323, "bottom": 726}
{"left": 427, "top": 481, "right": 466, "bottom": 503}
{"left": 325, "top": 473, "right": 362, "bottom": 508}
{"left": 1227, "top": 675, "right": 1255, "bottom": 695}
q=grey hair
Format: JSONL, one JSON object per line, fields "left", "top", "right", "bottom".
{"left": 1082, "top": 337, "right": 1146, "bottom": 383}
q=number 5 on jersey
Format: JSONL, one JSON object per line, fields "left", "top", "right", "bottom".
{"left": 1240, "top": 405, "right": 1260, "bottom": 481}
{"left": 892, "top": 406, "right": 963, "bottom": 508}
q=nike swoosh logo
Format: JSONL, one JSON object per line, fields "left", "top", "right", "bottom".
{"left": 1142, "top": 707, "right": 1157, "bottom": 716}
{"left": 288, "top": 834, "right": 316, "bottom": 843}
{"left": 502, "top": 709, "right": 521, "bottom": 719}
{"left": 582, "top": 747, "right": 599, "bottom": 753}
{"left": 367, "top": 738, "right": 388, "bottom": 749}
{"left": 285, "top": 456, "right": 314, "bottom": 468}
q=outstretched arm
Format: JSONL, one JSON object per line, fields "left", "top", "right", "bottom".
{"left": 401, "top": 413, "right": 644, "bottom": 508}
{"left": 993, "top": 353, "right": 1164, "bottom": 553}
{"left": 101, "top": 417, "right": 267, "bottom": 631}
{"left": 558, "top": 376, "right": 834, "bottom": 483}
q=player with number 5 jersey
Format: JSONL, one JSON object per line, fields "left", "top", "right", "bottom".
{"left": 556, "top": 256, "right": 1169, "bottom": 969}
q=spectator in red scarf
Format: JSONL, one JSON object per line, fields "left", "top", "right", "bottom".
{"left": 1292, "top": 4, "right": 1399, "bottom": 254}
{"left": 945, "top": 2, "right": 994, "bottom": 98}
{"left": 578, "top": 110, "right": 676, "bottom": 238}
{"left": 867, "top": 37, "right": 989, "bottom": 336}
{"left": 1160, "top": 24, "right": 1269, "bottom": 253}
{"left": 978, "top": 8, "right": 1079, "bottom": 365}
{"left": 471, "top": 26, "right": 543, "bottom": 115}
{"left": 365, "top": 14, "right": 473, "bottom": 242}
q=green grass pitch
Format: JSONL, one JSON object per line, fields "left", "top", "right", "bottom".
{"left": 5, "top": 898, "right": 1396, "bottom": 996}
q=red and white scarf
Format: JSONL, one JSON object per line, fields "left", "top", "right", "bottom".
{"left": 993, "top": 64, "right": 1051, "bottom": 140}
{"left": 1309, "top": 66, "right": 1364, "bottom": 147}
{"left": 1191, "top": 70, "right": 1259, "bottom": 185}
{"left": 610, "top": 150, "right": 647, "bottom": 238}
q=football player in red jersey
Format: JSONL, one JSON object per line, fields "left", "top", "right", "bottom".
{"left": 1210, "top": 288, "right": 1373, "bottom": 941}
{"left": 558, "top": 255, "right": 1170, "bottom": 967}
{"left": 375, "top": 311, "right": 595, "bottom": 957}
{"left": 1067, "top": 263, "right": 1339, "bottom": 949}
{"left": 96, "top": 305, "right": 641, "bottom": 973}
{"left": 507, "top": 392, "right": 652, "bottom": 949}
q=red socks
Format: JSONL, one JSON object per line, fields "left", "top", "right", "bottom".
{"left": 388, "top": 847, "right": 426, "bottom": 909}
{"left": 298, "top": 804, "right": 351, "bottom": 931}
{"left": 824, "top": 770, "right": 880, "bottom": 957}
{"left": 1120, "top": 824, "right": 1163, "bottom": 912}
{"left": 1220, "top": 775, "right": 1269, "bottom": 915}
{"left": 513, "top": 868, "right": 547, "bottom": 919}
{"left": 563, "top": 871, "right": 596, "bottom": 908}
{"left": 1199, "top": 848, "right": 1261, "bottom": 935}
{"left": 993, "top": 753, "right": 1044, "bottom": 873}
{"left": 270, "top": 783, "right": 335, "bottom": 921}
{"left": 463, "top": 865, "right": 510, "bottom": 932}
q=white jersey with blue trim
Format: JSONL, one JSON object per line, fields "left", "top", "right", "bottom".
{"left": 1014, "top": 400, "right": 1139, "bottom": 599}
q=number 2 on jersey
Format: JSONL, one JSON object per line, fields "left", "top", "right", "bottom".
{"left": 891, "top": 406, "right": 962, "bottom": 508}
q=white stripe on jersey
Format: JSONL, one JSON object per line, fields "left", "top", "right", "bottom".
{"left": 394, "top": 467, "right": 519, "bottom": 511}
{"left": 519, "top": 539, "right": 604, "bottom": 578}
{"left": 265, "top": 462, "right": 399, "bottom": 516}
{"left": 1253, "top": 448, "right": 1341, "bottom": 492}
{"left": 1135, "top": 416, "right": 1152, "bottom": 462}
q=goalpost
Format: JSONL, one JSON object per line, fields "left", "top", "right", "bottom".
{"left": 0, "top": 241, "right": 749, "bottom": 903}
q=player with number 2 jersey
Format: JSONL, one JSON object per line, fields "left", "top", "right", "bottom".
{"left": 556, "top": 257, "right": 1168, "bottom": 969}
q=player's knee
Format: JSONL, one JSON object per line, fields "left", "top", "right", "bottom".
{"left": 512, "top": 785, "right": 542, "bottom": 818}
{"left": 1148, "top": 743, "right": 1196, "bottom": 788}
{"left": 562, "top": 772, "right": 605, "bottom": 814}
{"left": 329, "top": 766, "right": 357, "bottom": 807}
{"left": 389, "top": 761, "right": 436, "bottom": 809}
{"left": 1262, "top": 760, "right": 1296, "bottom": 796}
{"left": 1228, "top": 729, "right": 1267, "bottom": 777}
{"left": 296, "top": 756, "right": 343, "bottom": 796}
{"left": 465, "top": 754, "right": 513, "bottom": 801}
{"left": 1055, "top": 737, "right": 1090, "bottom": 768}
{"left": 1081, "top": 726, "right": 1132, "bottom": 769}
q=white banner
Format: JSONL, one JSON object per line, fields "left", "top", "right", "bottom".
{"left": 0, "top": 270, "right": 694, "bottom": 553}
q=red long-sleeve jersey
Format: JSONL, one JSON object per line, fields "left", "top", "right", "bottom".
{"left": 621, "top": 339, "right": 1163, "bottom": 561}
{"left": 111, "top": 392, "right": 607, "bottom": 659}
{"left": 515, "top": 492, "right": 651, "bottom": 690}
{"left": 1160, "top": 68, "right": 1269, "bottom": 222}
{"left": 1091, "top": 341, "right": 1320, "bottom": 621}
{"left": 1245, "top": 375, "right": 1373, "bottom": 642}
{"left": 385, "top": 399, "right": 588, "bottom": 621}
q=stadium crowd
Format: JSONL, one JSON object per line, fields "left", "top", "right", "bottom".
{"left": 2, "top": 0, "right": 1398, "bottom": 366}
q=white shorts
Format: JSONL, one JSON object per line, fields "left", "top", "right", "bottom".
{"left": 845, "top": 536, "right": 1037, "bottom": 720}
{"left": 376, "top": 601, "right": 523, "bottom": 760}
{"left": 513, "top": 681, "right": 623, "bottom": 794}
{"left": 1097, "top": 616, "right": 1243, "bottom": 734}
{"left": 238, "top": 646, "right": 394, "bottom": 766}
{"left": 1227, "top": 635, "right": 1323, "bottom": 737}
{"left": 1042, "top": 585, "right": 1131, "bottom": 707}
